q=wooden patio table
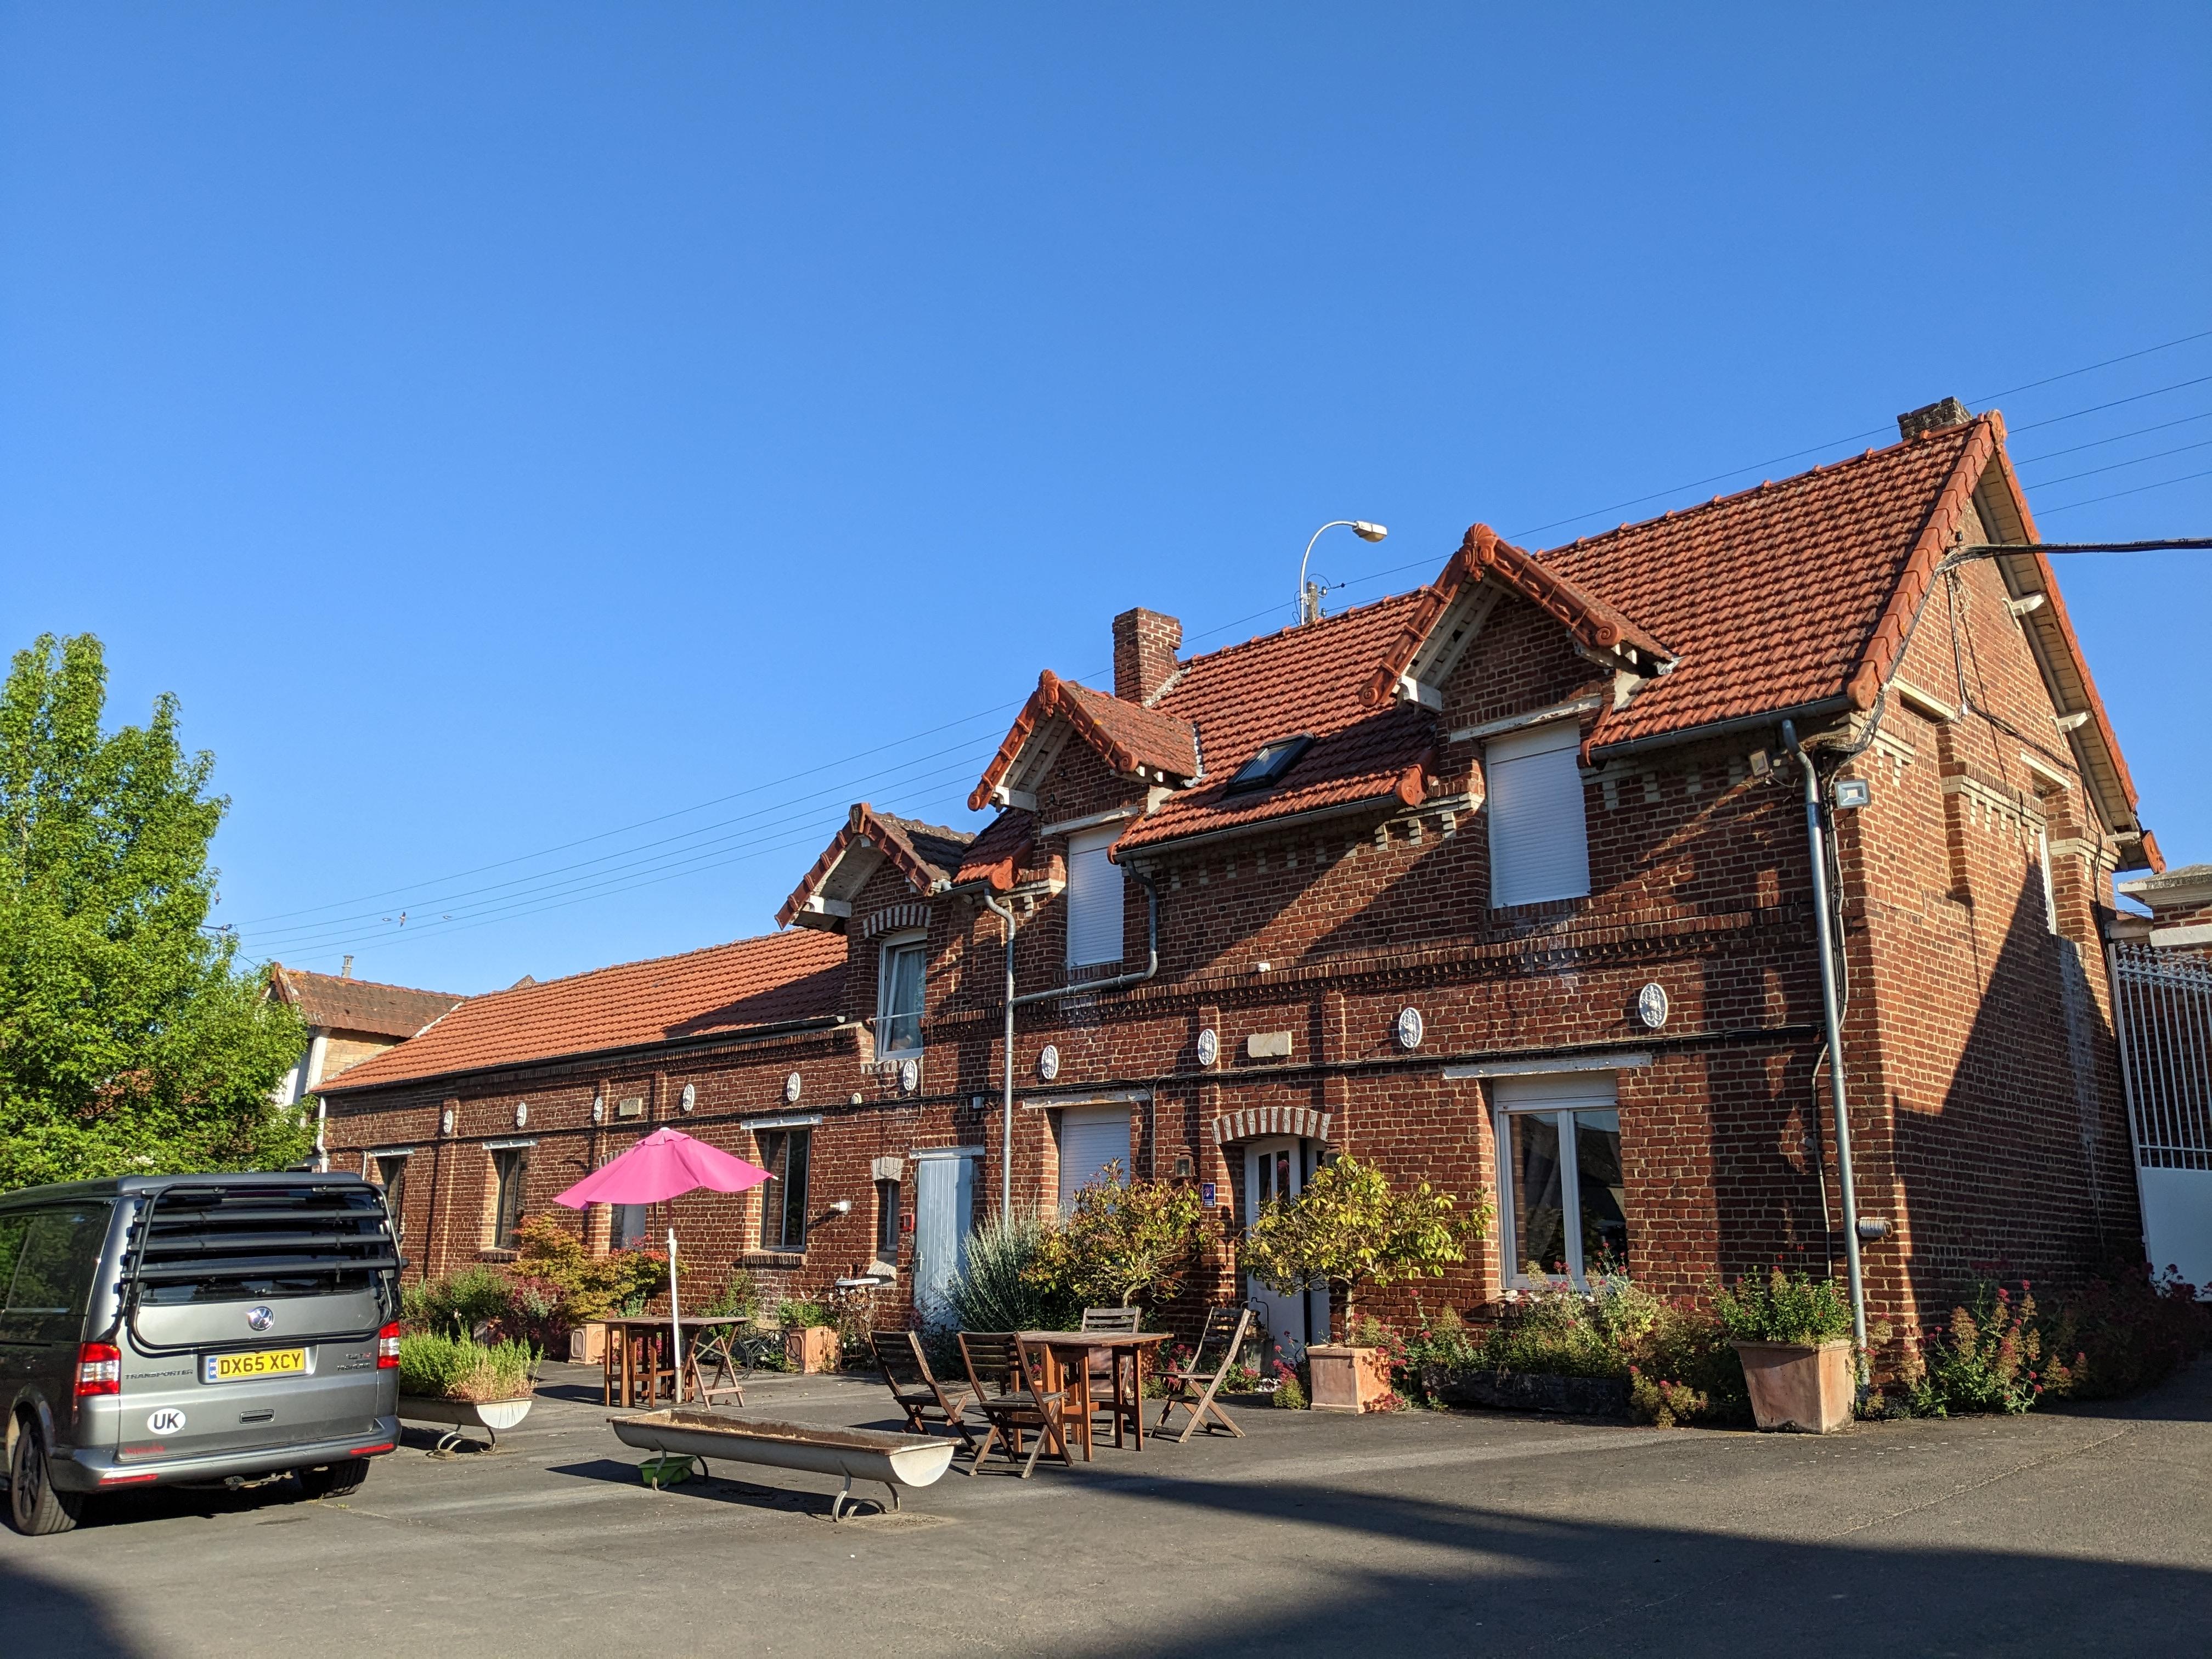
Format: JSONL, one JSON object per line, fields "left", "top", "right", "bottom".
{"left": 600, "top": 1314, "right": 754, "bottom": 1409}
{"left": 1014, "top": 1330, "right": 1171, "bottom": 1459}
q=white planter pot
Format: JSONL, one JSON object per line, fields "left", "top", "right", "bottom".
{"left": 397, "top": 1393, "right": 536, "bottom": 1454}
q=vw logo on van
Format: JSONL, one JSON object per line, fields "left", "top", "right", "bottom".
{"left": 246, "top": 1305, "right": 275, "bottom": 1333}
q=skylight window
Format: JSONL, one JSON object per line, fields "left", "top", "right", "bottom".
{"left": 1225, "top": 735, "right": 1312, "bottom": 794}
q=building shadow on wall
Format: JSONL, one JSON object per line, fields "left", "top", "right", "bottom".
{"left": 1893, "top": 864, "right": 2132, "bottom": 1318}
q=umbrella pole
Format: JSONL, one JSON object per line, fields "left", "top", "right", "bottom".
{"left": 667, "top": 1226, "right": 686, "bottom": 1406}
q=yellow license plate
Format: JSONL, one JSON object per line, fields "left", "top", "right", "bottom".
{"left": 204, "top": 1347, "right": 308, "bottom": 1384}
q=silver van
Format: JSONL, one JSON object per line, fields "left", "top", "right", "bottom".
{"left": 2, "top": 1172, "right": 402, "bottom": 1534}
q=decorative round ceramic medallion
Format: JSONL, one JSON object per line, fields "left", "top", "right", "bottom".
{"left": 514, "top": 1101, "right": 529, "bottom": 1128}
{"left": 679, "top": 1084, "right": 696, "bottom": 1114}
{"left": 1637, "top": 982, "right": 1670, "bottom": 1029}
{"left": 1038, "top": 1044, "right": 1060, "bottom": 1082}
{"left": 783, "top": 1071, "right": 803, "bottom": 1104}
{"left": 441, "top": 1106, "right": 455, "bottom": 1136}
{"left": 1395, "top": 1007, "right": 1425, "bottom": 1051}
{"left": 1195, "top": 1028, "right": 1218, "bottom": 1068}
{"left": 899, "top": 1058, "right": 920, "bottom": 1094}
{"left": 590, "top": 1093, "right": 605, "bottom": 1125}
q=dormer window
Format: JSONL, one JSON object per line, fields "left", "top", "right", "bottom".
{"left": 1226, "top": 735, "right": 1312, "bottom": 794}
{"left": 877, "top": 933, "right": 926, "bottom": 1057}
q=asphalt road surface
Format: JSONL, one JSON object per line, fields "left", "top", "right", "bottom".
{"left": 5, "top": 1357, "right": 2208, "bottom": 1657}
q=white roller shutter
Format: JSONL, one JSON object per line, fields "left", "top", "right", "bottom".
{"left": 1065, "top": 826, "right": 1125, "bottom": 967}
{"left": 1490, "top": 1071, "right": 1618, "bottom": 1112}
{"left": 1058, "top": 1108, "right": 1130, "bottom": 1212}
{"left": 1486, "top": 721, "right": 1591, "bottom": 908}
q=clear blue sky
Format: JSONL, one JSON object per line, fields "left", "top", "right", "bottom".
{"left": 5, "top": 5, "right": 2208, "bottom": 995}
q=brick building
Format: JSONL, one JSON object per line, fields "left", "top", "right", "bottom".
{"left": 264, "top": 962, "right": 466, "bottom": 1171}
{"left": 317, "top": 398, "right": 2163, "bottom": 1357}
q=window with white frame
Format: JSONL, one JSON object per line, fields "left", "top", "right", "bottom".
{"left": 877, "top": 934, "right": 926, "bottom": 1057}
{"left": 758, "top": 1128, "right": 810, "bottom": 1251}
{"left": 1065, "top": 826, "right": 1126, "bottom": 968}
{"left": 1491, "top": 1073, "right": 1630, "bottom": 1286}
{"left": 1485, "top": 720, "right": 1591, "bottom": 909}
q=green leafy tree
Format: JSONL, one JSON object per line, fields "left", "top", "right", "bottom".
{"left": 0, "top": 633, "right": 309, "bottom": 1190}
{"left": 1028, "top": 1166, "right": 1216, "bottom": 1310}
{"left": 1242, "top": 1154, "right": 1485, "bottom": 1334}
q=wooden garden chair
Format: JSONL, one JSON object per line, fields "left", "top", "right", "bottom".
{"left": 871, "top": 1330, "right": 979, "bottom": 1453}
{"left": 1075, "top": 1305, "right": 1143, "bottom": 1442}
{"left": 1153, "top": 1306, "right": 1253, "bottom": 1443}
{"left": 682, "top": 1323, "right": 748, "bottom": 1408}
{"left": 957, "top": 1332, "right": 1073, "bottom": 1479}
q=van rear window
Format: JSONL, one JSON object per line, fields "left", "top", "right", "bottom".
{"left": 127, "top": 1183, "right": 397, "bottom": 1304}
{"left": 3, "top": 1207, "right": 110, "bottom": 1316}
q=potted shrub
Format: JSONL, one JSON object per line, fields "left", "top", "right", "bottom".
{"left": 1717, "top": 1268, "right": 1855, "bottom": 1432}
{"left": 1242, "top": 1155, "right": 1485, "bottom": 1412}
{"left": 779, "top": 1299, "right": 839, "bottom": 1373}
{"left": 396, "top": 1331, "right": 543, "bottom": 1451}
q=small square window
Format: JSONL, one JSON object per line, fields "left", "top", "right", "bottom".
{"left": 1225, "top": 735, "right": 1312, "bottom": 794}
{"left": 876, "top": 1179, "right": 900, "bottom": 1257}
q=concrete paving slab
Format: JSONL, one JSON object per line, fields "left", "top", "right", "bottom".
{"left": 3, "top": 1358, "right": 2208, "bottom": 1656}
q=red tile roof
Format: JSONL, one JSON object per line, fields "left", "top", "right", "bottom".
{"left": 1556, "top": 419, "right": 1991, "bottom": 754}
{"left": 315, "top": 929, "right": 847, "bottom": 1094}
{"left": 969, "top": 671, "right": 1200, "bottom": 812}
{"left": 1361, "top": 522, "right": 1674, "bottom": 708}
{"left": 1114, "top": 592, "right": 1438, "bottom": 854}
{"left": 774, "top": 804, "right": 975, "bottom": 929}
{"left": 970, "top": 409, "right": 2151, "bottom": 866}
{"left": 951, "top": 808, "right": 1035, "bottom": 890}
{"left": 267, "top": 966, "right": 465, "bottom": 1040}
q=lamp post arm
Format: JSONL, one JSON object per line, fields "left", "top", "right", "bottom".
{"left": 1299, "top": 522, "right": 1357, "bottom": 623}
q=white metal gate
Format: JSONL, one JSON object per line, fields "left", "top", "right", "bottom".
{"left": 2110, "top": 943, "right": 2212, "bottom": 1286}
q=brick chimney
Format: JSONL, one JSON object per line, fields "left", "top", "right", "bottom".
{"left": 1897, "top": 397, "right": 1972, "bottom": 441}
{"left": 1113, "top": 607, "right": 1182, "bottom": 704}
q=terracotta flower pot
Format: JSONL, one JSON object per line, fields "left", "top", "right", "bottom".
{"left": 1732, "top": 1339, "right": 1854, "bottom": 1432}
{"left": 567, "top": 1322, "right": 607, "bottom": 1365}
{"left": 1305, "top": 1344, "right": 1392, "bottom": 1413}
{"left": 784, "top": 1325, "right": 840, "bottom": 1374}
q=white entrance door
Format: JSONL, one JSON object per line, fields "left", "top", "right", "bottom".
{"left": 911, "top": 1151, "right": 977, "bottom": 1327}
{"left": 1245, "top": 1138, "right": 1327, "bottom": 1364}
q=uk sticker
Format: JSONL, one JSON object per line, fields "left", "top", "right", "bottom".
{"left": 147, "top": 1408, "right": 187, "bottom": 1435}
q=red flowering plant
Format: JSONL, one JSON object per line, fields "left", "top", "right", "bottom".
{"left": 1900, "top": 1283, "right": 2068, "bottom": 1416}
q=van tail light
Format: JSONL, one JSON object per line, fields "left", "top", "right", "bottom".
{"left": 75, "top": 1342, "right": 122, "bottom": 1397}
{"left": 376, "top": 1322, "right": 402, "bottom": 1369}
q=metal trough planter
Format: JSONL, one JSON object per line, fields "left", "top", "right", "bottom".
{"left": 608, "top": 1409, "right": 957, "bottom": 1520}
{"left": 398, "top": 1393, "right": 537, "bottom": 1455}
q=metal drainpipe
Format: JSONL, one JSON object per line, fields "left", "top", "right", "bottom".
{"left": 981, "top": 893, "right": 1018, "bottom": 1215}
{"left": 1011, "top": 866, "right": 1161, "bottom": 1008}
{"left": 985, "top": 867, "right": 1163, "bottom": 1212}
{"left": 1784, "top": 719, "right": 1868, "bottom": 1358}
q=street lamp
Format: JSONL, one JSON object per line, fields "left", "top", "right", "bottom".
{"left": 1299, "top": 520, "right": 1388, "bottom": 624}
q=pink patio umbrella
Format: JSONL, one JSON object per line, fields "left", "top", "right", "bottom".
{"left": 553, "top": 1127, "right": 770, "bottom": 1402}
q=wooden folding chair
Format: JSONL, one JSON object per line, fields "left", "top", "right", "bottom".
{"left": 872, "top": 1330, "right": 979, "bottom": 1452}
{"left": 1154, "top": 1306, "right": 1253, "bottom": 1443}
{"left": 958, "top": 1332, "right": 1073, "bottom": 1479}
{"left": 682, "top": 1323, "right": 748, "bottom": 1408}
